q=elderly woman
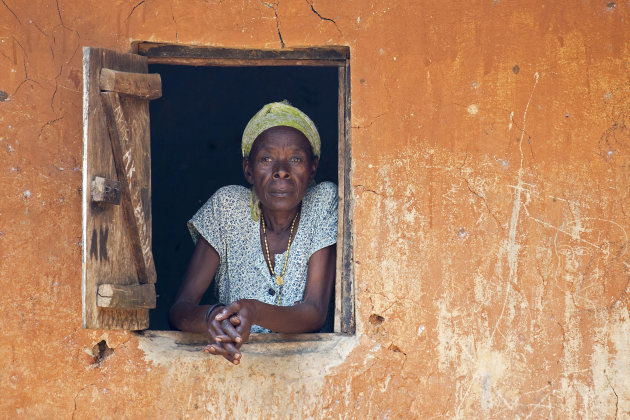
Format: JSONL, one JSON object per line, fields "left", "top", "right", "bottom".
{"left": 169, "top": 102, "right": 337, "bottom": 365}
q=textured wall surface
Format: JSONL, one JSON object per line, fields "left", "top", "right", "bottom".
{"left": 1, "top": 0, "right": 629, "bottom": 418}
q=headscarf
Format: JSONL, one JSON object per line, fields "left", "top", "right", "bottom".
{"left": 241, "top": 101, "right": 321, "bottom": 158}
{"left": 242, "top": 101, "right": 321, "bottom": 221}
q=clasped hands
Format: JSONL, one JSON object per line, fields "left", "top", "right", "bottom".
{"left": 204, "top": 301, "right": 253, "bottom": 365}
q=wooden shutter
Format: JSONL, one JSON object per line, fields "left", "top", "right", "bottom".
{"left": 82, "top": 47, "right": 162, "bottom": 330}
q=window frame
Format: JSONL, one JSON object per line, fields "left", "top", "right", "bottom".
{"left": 83, "top": 43, "right": 354, "bottom": 335}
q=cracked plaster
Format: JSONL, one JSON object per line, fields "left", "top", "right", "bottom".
{"left": 1, "top": 0, "right": 630, "bottom": 418}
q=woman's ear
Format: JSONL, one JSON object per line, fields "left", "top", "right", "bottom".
{"left": 243, "top": 157, "right": 254, "bottom": 184}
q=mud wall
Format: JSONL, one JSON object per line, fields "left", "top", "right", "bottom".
{"left": 1, "top": 0, "right": 629, "bottom": 417}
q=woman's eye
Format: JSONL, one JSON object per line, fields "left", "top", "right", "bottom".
{"left": 260, "top": 156, "right": 272, "bottom": 163}
{"left": 289, "top": 156, "right": 302, "bottom": 163}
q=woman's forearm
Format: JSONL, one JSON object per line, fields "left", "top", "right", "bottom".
{"left": 169, "top": 238, "right": 222, "bottom": 334}
{"left": 240, "top": 299, "right": 327, "bottom": 333}
{"left": 169, "top": 301, "right": 214, "bottom": 334}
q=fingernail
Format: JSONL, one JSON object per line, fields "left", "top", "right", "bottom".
{"left": 235, "top": 337, "right": 242, "bottom": 343}
{"left": 233, "top": 359, "right": 239, "bottom": 365}
{"left": 235, "top": 353, "right": 241, "bottom": 359}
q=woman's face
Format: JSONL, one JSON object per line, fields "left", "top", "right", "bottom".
{"left": 243, "top": 126, "right": 318, "bottom": 214}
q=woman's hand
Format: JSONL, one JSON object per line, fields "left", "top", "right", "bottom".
{"left": 204, "top": 305, "right": 244, "bottom": 365}
{"left": 214, "top": 300, "right": 256, "bottom": 347}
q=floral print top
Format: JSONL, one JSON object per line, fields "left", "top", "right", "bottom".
{"left": 188, "top": 182, "right": 338, "bottom": 333}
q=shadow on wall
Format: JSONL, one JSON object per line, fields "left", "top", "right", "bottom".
{"left": 149, "top": 65, "right": 339, "bottom": 330}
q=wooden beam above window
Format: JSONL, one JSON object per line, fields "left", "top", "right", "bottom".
{"left": 134, "top": 42, "right": 349, "bottom": 67}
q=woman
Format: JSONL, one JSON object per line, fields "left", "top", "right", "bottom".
{"left": 169, "top": 102, "right": 337, "bottom": 365}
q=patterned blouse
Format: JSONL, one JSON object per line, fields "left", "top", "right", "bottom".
{"left": 188, "top": 182, "right": 338, "bottom": 333}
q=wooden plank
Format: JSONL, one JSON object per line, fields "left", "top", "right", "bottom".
{"left": 137, "top": 42, "right": 350, "bottom": 61}
{"left": 97, "top": 283, "right": 156, "bottom": 309}
{"left": 340, "top": 60, "right": 355, "bottom": 334}
{"left": 82, "top": 47, "right": 154, "bottom": 330}
{"left": 91, "top": 176, "right": 121, "bottom": 204}
{"left": 334, "top": 65, "right": 345, "bottom": 334}
{"left": 145, "top": 57, "right": 344, "bottom": 67}
{"left": 100, "top": 68, "right": 162, "bottom": 100}
{"left": 101, "top": 91, "right": 157, "bottom": 285}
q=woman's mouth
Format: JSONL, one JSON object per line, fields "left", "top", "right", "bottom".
{"left": 269, "top": 190, "right": 292, "bottom": 197}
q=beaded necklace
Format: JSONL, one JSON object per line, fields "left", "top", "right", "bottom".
{"left": 261, "top": 211, "right": 299, "bottom": 305}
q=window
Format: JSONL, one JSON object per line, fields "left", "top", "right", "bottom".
{"left": 82, "top": 44, "right": 354, "bottom": 334}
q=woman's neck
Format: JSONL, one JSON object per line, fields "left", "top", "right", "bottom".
{"left": 261, "top": 208, "right": 300, "bottom": 233}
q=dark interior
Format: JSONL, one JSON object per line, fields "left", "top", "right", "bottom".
{"left": 148, "top": 64, "right": 339, "bottom": 331}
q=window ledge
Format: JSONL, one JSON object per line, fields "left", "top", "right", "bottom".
{"left": 136, "top": 330, "right": 358, "bottom": 365}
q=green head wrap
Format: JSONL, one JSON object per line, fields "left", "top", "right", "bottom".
{"left": 241, "top": 101, "right": 321, "bottom": 158}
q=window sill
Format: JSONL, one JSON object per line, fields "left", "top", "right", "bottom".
{"left": 135, "top": 330, "right": 358, "bottom": 362}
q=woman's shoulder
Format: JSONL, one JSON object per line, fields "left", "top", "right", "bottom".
{"left": 304, "top": 181, "right": 338, "bottom": 214}
{"left": 188, "top": 185, "right": 250, "bottom": 246}
{"left": 306, "top": 181, "right": 337, "bottom": 201}
{"left": 194, "top": 185, "right": 250, "bottom": 221}
{"left": 301, "top": 182, "right": 338, "bottom": 251}
{"left": 213, "top": 184, "right": 249, "bottom": 198}
{"left": 209, "top": 185, "right": 250, "bottom": 206}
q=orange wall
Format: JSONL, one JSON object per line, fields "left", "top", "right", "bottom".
{"left": 1, "top": 0, "right": 629, "bottom": 417}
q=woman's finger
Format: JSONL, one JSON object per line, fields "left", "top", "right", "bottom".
{"left": 229, "top": 314, "right": 241, "bottom": 326}
{"left": 234, "top": 317, "right": 253, "bottom": 344}
{"left": 208, "top": 346, "right": 237, "bottom": 364}
{"left": 207, "top": 318, "right": 237, "bottom": 343}
{"left": 204, "top": 343, "right": 230, "bottom": 359}
{"left": 221, "top": 319, "right": 242, "bottom": 344}
{"left": 220, "top": 341, "right": 242, "bottom": 364}
{"left": 203, "top": 343, "right": 240, "bottom": 364}
{"left": 203, "top": 343, "right": 223, "bottom": 355}
{"left": 215, "top": 302, "right": 241, "bottom": 321}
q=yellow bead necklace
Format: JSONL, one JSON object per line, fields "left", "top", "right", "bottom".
{"left": 261, "top": 211, "right": 299, "bottom": 305}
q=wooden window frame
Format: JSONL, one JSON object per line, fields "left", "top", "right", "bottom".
{"left": 83, "top": 43, "right": 354, "bottom": 334}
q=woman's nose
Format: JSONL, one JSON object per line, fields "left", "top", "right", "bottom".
{"left": 273, "top": 162, "right": 291, "bottom": 179}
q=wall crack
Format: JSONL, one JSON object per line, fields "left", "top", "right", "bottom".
{"left": 72, "top": 383, "right": 97, "bottom": 420}
{"left": 604, "top": 370, "right": 619, "bottom": 419}
{"left": 305, "top": 0, "right": 342, "bottom": 35}
{"left": 12, "top": 38, "right": 42, "bottom": 96}
{"left": 458, "top": 152, "right": 504, "bottom": 231}
{"left": 263, "top": 1, "right": 285, "bottom": 48}
{"left": 354, "top": 185, "right": 409, "bottom": 199}
{"left": 170, "top": 2, "right": 178, "bottom": 40}
{"left": 351, "top": 112, "right": 387, "bottom": 130}
{"left": 55, "top": 0, "right": 70, "bottom": 31}
{"left": 51, "top": 64, "right": 63, "bottom": 111}
{"left": 39, "top": 115, "right": 65, "bottom": 141}
{"left": 32, "top": 19, "right": 49, "bottom": 37}
{"left": 1, "top": 0, "right": 20, "bottom": 24}
{"left": 127, "top": 0, "right": 145, "bottom": 20}
{"left": 506, "top": 72, "right": 539, "bottom": 287}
